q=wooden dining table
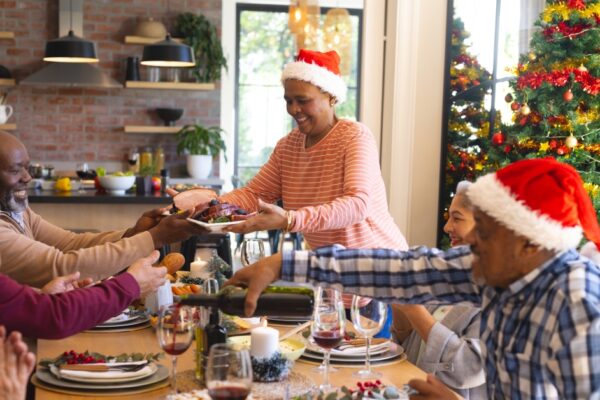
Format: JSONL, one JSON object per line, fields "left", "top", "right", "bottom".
{"left": 34, "top": 324, "right": 429, "bottom": 399}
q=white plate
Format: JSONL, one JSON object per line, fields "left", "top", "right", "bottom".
{"left": 305, "top": 338, "right": 391, "bottom": 357}
{"left": 94, "top": 315, "right": 150, "bottom": 329}
{"left": 37, "top": 364, "right": 168, "bottom": 390}
{"left": 186, "top": 218, "right": 244, "bottom": 232}
{"left": 301, "top": 346, "right": 405, "bottom": 365}
{"left": 50, "top": 363, "right": 158, "bottom": 383}
{"left": 102, "top": 311, "right": 140, "bottom": 325}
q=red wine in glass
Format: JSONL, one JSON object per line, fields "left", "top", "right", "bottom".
{"left": 208, "top": 385, "right": 251, "bottom": 400}
{"left": 162, "top": 342, "right": 191, "bottom": 356}
{"left": 313, "top": 330, "right": 343, "bottom": 349}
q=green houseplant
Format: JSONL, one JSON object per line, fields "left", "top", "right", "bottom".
{"left": 176, "top": 124, "right": 227, "bottom": 179}
{"left": 175, "top": 13, "right": 227, "bottom": 83}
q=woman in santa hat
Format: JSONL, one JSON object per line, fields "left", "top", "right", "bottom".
{"left": 221, "top": 49, "right": 407, "bottom": 253}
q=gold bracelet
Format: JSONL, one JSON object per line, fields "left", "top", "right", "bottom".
{"left": 285, "top": 210, "right": 294, "bottom": 232}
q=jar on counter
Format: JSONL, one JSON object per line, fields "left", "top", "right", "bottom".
{"left": 140, "top": 147, "right": 153, "bottom": 173}
{"left": 154, "top": 146, "right": 165, "bottom": 175}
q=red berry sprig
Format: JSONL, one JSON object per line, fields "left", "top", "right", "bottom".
{"left": 61, "top": 350, "right": 105, "bottom": 365}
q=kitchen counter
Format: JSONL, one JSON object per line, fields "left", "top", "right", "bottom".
{"left": 27, "top": 189, "right": 172, "bottom": 205}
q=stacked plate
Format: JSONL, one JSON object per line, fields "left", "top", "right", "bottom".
{"left": 301, "top": 339, "right": 405, "bottom": 366}
{"left": 34, "top": 362, "right": 169, "bottom": 395}
{"left": 90, "top": 310, "right": 150, "bottom": 331}
{"left": 267, "top": 316, "right": 311, "bottom": 325}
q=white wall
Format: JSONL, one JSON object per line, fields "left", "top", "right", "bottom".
{"left": 362, "top": 0, "right": 447, "bottom": 247}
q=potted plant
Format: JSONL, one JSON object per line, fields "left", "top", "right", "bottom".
{"left": 176, "top": 124, "right": 227, "bottom": 179}
{"left": 176, "top": 12, "right": 227, "bottom": 83}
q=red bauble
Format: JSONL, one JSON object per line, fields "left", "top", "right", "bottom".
{"left": 556, "top": 145, "right": 568, "bottom": 155}
{"left": 511, "top": 102, "right": 521, "bottom": 111}
{"left": 492, "top": 131, "right": 505, "bottom": 145}
{"left": 549, "top": 139, "right": 558, "bottom": 149}
{"left": 503, "top": 144, "right": 512, "bottom": 153}
{"left": 563, "top": 89, "right": 574, "bottom": 102}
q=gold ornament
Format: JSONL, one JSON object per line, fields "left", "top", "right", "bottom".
{"left": 528, "top": 52, "right": 537, "bottom": 61}
{"left": 578, "top": 64, "right": 588, "bottom": 72}
{"left": 521, "top": 104, "right": 531, "bottom": 115}
{"left": 565, "top": 135, "right": 578, "bottom": 148}
{"left": 539, "top": 142, "right": 550, "bottom": 152}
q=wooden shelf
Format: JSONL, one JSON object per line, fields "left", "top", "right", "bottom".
{"left": 0, "top": 79, "right": 15, "bottom": 87}
{"left": 124, "top": 81, "right": 215, "bottom": 91}
{"left": 124, "top": 35, "right": 183, "bottom": 44}
{"left": 0, "top": 31, "right": 15, "bottom": 39}
{"left": 0, "top": 124, "right": 16, "bottom": 130}
{"left": 124, "top": 125, "right": 181, "bottom": 134}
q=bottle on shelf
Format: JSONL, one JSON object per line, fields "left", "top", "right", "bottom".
{"left": 178, "top": 285, "right": 314, "bottom": 318}
{"left": 139, "top": 146, "right": 153, "bottom": 173}
{"left": 160, "top": 168, "right": 169, "bottom": 194}
{"left": 154, "top": 146, "right": 165, "bottom": 175}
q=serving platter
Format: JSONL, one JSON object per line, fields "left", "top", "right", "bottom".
{"left": 93, "top": 315, "right": 150, "bottom": 330}
{"left": 186, "top": 218, "right": 244, "bottom": 232}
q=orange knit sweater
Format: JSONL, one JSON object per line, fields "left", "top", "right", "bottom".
{"left": 221, "top": 120, "right": 407, "bottom": 250}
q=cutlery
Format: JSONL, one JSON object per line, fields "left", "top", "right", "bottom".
{"left": 279, "top": 320, "right": 311, "bottom": 342}
{"left": 59, "top": 362, "right": 149, "bottom": 372}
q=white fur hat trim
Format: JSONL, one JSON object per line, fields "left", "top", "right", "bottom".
{"left": 281, "top": 61, "right": 347, "bottom": 104}
{"left": 467, "top": 173, "right": 582, "bottom": 251}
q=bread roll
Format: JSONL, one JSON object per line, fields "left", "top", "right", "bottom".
{"left": 159, "top": 252, "right": 185, "bottom": 275}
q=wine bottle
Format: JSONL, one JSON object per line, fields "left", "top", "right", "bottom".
{"left": 179, "top": 285, "right": 314, "bottom": 317}
{"left": 202, "top": 308, "right": 227, "bottom": 360}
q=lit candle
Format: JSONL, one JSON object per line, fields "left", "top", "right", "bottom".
{"left": 250, "top": 326, "right": 279, "bottom": 359}
{"left": 189, "top": 260, "right": 209, "bottom": 279}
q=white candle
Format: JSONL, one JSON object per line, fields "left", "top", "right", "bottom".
{"left": 250, "top": 327, "right": 279, "bottom": 359}
{"left": 189, "top": 260, "right": 209, "bottom": 279}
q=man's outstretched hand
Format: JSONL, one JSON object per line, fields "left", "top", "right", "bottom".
{"left": 225, "top": 253, "right": 283, "bottom": 316}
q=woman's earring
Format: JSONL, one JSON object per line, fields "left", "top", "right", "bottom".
{"left": 330, "top": 98, "right": 336, "bottom": 107}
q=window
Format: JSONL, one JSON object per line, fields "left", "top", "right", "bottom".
{"left": 437, "top": 0, "right": 544, "bottom": 245}
{"left": 234, "top": 4, "right": 363, "bottom": 186}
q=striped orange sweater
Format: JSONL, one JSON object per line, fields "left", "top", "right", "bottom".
{"left": 221, "top": 120, "right": 408, "bottom": 250}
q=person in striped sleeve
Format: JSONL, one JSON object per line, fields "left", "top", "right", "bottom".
{"left": 221, "top": 49, "right": 407, "bottom": 252}
{"left": 227, "top": 158, "right": 600, "bottom": 399}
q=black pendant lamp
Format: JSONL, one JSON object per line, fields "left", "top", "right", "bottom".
{"left": 141, "top": 34, "right": 195, "bottom": 67}
{"left": 43, "top": 30, "right": 99, "bottom": 63}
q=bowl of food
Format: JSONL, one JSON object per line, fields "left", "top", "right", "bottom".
{"left": 98, "top": 174, "right": 135, "bottom": 194}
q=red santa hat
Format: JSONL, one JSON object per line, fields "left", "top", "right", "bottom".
{"left": 467, "top": 158, "right": 600, "bottom": 254}
{"left": 281, "top": 49, "right": 347, "bottom": 104}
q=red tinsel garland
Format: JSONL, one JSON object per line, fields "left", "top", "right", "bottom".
{"left": 543, "top": 21, "right": 590, "bottom": 38}
{"left": 516, "top": 67, "right": 600, "bottom": 95}
{"left": 567, "top": 0, "right": 586, "bottom": 10}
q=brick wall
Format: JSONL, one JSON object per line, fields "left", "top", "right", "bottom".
{"left": 0, "top": 0, "right": 223, "bottom": 175}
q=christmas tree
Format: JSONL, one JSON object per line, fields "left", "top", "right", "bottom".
{"left": 488, "top": 0, "right": 600, "bottom": 214}
{"left": 442, "top": 17, "right": 499, "bottom": 219}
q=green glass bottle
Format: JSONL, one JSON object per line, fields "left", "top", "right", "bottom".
{"left": 179, "top": 286, "right": 314, "bottom": 317}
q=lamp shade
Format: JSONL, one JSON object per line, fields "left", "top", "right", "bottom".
{"left": 141, "top": 35, "right": 195, "bottom": 67}
{"left": 43, "top": 30, "right": 99, "bottom": 63}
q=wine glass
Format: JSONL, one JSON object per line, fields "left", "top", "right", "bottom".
{"left": 157, "top": 305, "right": 195, "bottom": 394}
{"left": 312, "top": 287, "right": 345, "bottom": 392}
{"left": 206, "top": 343, "right": 253, "bottom": 400}
{"left": 240, "top": 238, "right": 265, "bottom": 266}
{"left": 350, "top": 295, "right": 388, "bottom": 378}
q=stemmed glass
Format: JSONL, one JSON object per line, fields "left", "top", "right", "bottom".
{"left": 350, "top": 295, "right": 388, "bottom": 378}
{"left": 157, "top": 304, "right": 195, "bottom": 394}
{"left": 206, "top": 343, "right": 253, "bottom": 400}
{"left": 312, "top": 287, "right": 345, "bottom": 392}
{"left": 240, "top": 238, "right": 265, "bottom": 266}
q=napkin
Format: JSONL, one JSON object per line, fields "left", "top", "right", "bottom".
{"left": 330, "top": 340, "right": 391, "bottom": 356}
{"left": 55, "top": 362, "right": 154, "bottom": 380}
{"left": 102, "top": 310, "right": 131, "bottom": 324}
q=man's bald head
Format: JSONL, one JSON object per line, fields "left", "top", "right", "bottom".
{"left": 0, "top": 132, "right": 30, "bottom": 212}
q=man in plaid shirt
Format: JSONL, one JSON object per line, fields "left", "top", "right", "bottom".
{"left": 228, "top": 158, "right": 600, "bottom": 399}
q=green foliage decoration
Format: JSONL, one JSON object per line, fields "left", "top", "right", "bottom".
{"left": 176, "top": 12, "right": 228, "bottom": 82}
